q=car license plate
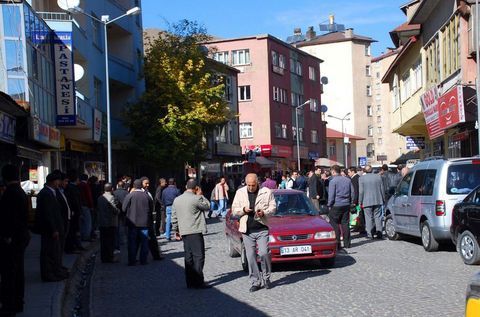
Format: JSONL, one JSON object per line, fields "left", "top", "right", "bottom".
{"left": 280, "top": 245, "right": 312, "bottom": 255}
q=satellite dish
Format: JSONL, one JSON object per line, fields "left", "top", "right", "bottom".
{"left": 57, "top": 0, "right": 80, "bottom": 11}
{"left": 74, "top": 64, "right": 84, "bottom": 81}
{"left": 320, "top": 76, "right": 328, "bottom": 85}
{"left": 320, "top": 105, "right": 328, "bottom": 113}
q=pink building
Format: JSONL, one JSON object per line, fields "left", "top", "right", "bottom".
{"left": 205, "top": 34, "right": 326, "bottom": 172}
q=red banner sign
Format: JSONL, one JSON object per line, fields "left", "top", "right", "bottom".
{"left": 438, "top": 86, "right": 465, "bottom": 130}
{"left": 420, "top": 86, "right": 444, "bottom": 140}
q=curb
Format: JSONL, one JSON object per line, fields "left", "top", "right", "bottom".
{"left": 60, "top": 241, "right": 99, "bottom": 317}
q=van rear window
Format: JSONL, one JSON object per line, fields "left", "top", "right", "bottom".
{"left": 447, "top": 164, "right": 480, "bottom": 195}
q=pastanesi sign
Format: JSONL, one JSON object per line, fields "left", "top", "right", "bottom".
{"left": 53, "top": 31, "right": 76, "bottom": 126}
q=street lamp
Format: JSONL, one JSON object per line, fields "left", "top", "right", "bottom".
{"left": 68, "top": 6, "right": 141, "bottom": 183}
{"left": 327, "top": 112, "right": 351, "bottom": 167}
{"left": 295, "top": 100, "right": 310, "bottom": 171}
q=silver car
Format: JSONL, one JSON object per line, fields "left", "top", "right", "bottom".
{"left": 384, "top": 157, "right": 480, "bottom": 251}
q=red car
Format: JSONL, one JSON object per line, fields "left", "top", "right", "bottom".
{"left": 225, "top": 189, "right": 337, "bottom": 271}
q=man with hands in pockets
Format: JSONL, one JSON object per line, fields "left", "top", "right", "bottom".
{"left": 232, "top": 173, "right": 276, "bottom": 292}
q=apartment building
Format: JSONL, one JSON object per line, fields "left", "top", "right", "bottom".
{"left": 205, "top": 34, "right": 326, "bottom": 172}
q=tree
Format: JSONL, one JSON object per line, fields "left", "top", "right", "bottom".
{"left": 125, "top": 20, "right": 232, "bottom": 168}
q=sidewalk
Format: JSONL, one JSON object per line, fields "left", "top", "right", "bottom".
{"left": 17, "top": 234, "right": 89, "bottom": 317}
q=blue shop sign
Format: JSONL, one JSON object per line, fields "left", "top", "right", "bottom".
{"left": 358, "top": 156, "right": 367, "bottom": 167}
{"left": 0, "top": 110, "right": 16, "bottom": 144}
{"left": 308, "top": 151, "right": 319, "bottom": 160}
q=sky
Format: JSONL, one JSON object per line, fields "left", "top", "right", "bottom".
{"left": 141, "top": 0, "right": 409, "bottom": 57}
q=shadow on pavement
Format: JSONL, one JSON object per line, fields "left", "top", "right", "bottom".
{"left": 272, "top": 269, "right": 330, "bottom": 287}
{"left": 208, "top": 269, "right": 246, "bottom": 287}
{"left": 394, "top": 235, "right": 457, "bottom": 252}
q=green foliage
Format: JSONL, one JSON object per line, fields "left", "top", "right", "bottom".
{"left": 125, "top": 20, "right": 232, "bottom": 167}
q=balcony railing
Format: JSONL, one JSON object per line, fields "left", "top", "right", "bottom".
{"left": 37, "top": 11, "right": 72, "bottom": 21}
{"left": 76, "top": 96, "right": 94, "bottom": 128}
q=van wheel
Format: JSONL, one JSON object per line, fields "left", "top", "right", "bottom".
{"left": 227, "top": 236, "right": 240, "bottom": 257}
{"left": 385, "top": 214, "right": 400, "bottom": 240}
{"left": 240, "top": 242, "right": 248, "bottom": 272}
{"left": 421, "top": 220, "right": 439, "bottom": 252}
{"left": 458, "top": 231, "right": 480, "bottom": 265}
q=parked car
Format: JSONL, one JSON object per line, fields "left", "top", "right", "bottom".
{"left": 466, "top": 272, "right": 480, "bottom": 316}
{"left": 451, "top": 185, "right": 480, "bottom": 265}
{"left": 225, "top": 189, "right": 336, "bottom": 271}
{"left": 384, "top": 156, "right": 480, "bottom": 252}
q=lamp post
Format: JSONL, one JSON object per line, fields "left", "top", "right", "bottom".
{"left": 68, "top": 6, "right": 141, "bottom": 183}
{"left": 327, "top": 112, "right": 351, "bottom": 167}
{"left": 295, "top": 100, "right": 311, "bottom": 171}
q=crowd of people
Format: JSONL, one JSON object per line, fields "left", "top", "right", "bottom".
{"left": 0, "top": 162, "right": 409, "bottom": 315}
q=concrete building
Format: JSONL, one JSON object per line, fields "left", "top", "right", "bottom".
{"left": 383, "top": 0, "right": 478, "bottom": 160}
{"left": 288, "top": 19, "right": 375, "bottom": 166}
{"left": 32, "top": 0, "right": 145, "bottom": 179}
{"left": 371, "top": 48, "right": 407, "bottom": 164}
{"left": 204, "top": 34, "right": 326, "bottom": 172}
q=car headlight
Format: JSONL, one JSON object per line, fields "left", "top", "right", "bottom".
{"left": 314, "top": 231, "right": 335, "bottom": 239}
{"left": 268, "top": 235, "right": 276, "bottom": 243}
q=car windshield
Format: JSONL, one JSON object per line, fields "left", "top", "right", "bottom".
{"left": 274, "top": 193, "right": 317, "bottom": 216}
{"left": 447, "top": 164, "right": 480, "bottom": 195}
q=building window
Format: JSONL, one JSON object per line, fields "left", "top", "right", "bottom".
{"left": 92, "top": 15, "right": 102, "bottom": 47}
{"left": 310, "top": 98, "right": 319, "bottom": 112}
{"left": 329, "top": 141, "right": 336, "bottom": 156}
{"left": 377, "top": 126, "right": 382, "bottom": 134}
{"left": 94, "top": 77, "right": 102, "bottom": 108}
{"left": 239, "top": 85, "right": 251, "bottom": 101}
{"left": 366, "top": 85, "right": 372, "bottom": 96}
{"left": 273, "top": 87, "right": 287, "bottom": 103}
{"left": 311, "top": 129, "right": 318, "bottom": 143}
{"left": 377, "top": 116, "right": 382, "bottom": 124}
{"left": 213, "top": 51, "right": 229, "bottom": 64}
{"left": 281, "top": 123, "right": 288, "bottom": 138}
{"left": 412, "top": 58, "right": 422, "bottom": 92}
{"left": 378, "top": 138, "right": 383, "bottom": 145}
{"left": 392, "top": 75, "right": 400, "bottom": 110}
{"left": 365, "top": 45, "right": 371, "bottom": 56}
{"left": 401, "top": 69, "right": 411, "bottom": 103}
{"left": 365, "top": 65, "right": 371, "bottom": 76}
{"left": 279, "top": 54, "right": 286, "bottom": 69}
{"left": 308, "top": 66, "right": 316, "bottom": 80}
{"left": 232, "top": 49, "right": 250, "bottom": 65}
{"left": 272, "top": 50, "right": 278, "bottom": 66}
{"left": 376, "top": 72, "right": 381, "bottom": 79}
{"left": 290, "top": 58, "right": 302, "bottom": 75}
{"left": 377, "top": 104, "right": 381, "bottom": 113}
{"left": 368, "top": 125, "right": 373, "bottom": 137}
{"left": 274, "top": 122, "right": 282, "bottom": 138}
{"left": 367, "top": 105, "right": 373, "bottom": 116}
{"left": 367, "top": 143, "right": 375, "bottom": 157}
{"left": 224, "top": 76, "right": 231, "bottom": 101}
{"left": 240, "top": 122, "right": 253, "bottom": 138}
{"left": 299, "top": 128, "right": 304, "bottom": 142}
{"left": 291, "top": 92, "right": 303, "bottom": 107}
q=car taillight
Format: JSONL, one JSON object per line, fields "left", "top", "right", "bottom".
{"left": 472, "top": 160, "right": 480, "bottom": 165}
{"left": 436, "top": 200, "right": 445, "bottom": 216}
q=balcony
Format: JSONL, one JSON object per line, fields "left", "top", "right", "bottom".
{"left": 108, "top": 55, "right": 136, "bottom": 87}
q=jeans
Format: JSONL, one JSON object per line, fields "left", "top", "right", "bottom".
{"left": 80, "top": 206, "right": 92, "bottom": 241}
{"left": 127, "top": 225, "right": 149, "bottom": 265}
{"left": 165, "top": 206, "right": 172, "bottom": 240}
{"left": 215, "top": 198, "right": 228, "bottom": 217}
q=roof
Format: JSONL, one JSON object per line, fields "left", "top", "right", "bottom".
{"left": 294, "top": 31, "right": 376, "bottom": 48}
{"left": 0, "top": 91, "right": 28, "bottom": 117}
{"left": 400, "top": 0, "right": 421, "bottom": 14}
{"left": 389, "top": 22, "right": 421, "bottom": 47}
{"left": 381, "top": 36, "right": 418, "bottom": 83}
{"left": 371, "top": 49, "right": 399, "bottom": 63}
{"left": 204, "top": 34, "right": 324, "bottom": 63}
{"left": 326, "top": 128, "right": 365, "bottom": 140}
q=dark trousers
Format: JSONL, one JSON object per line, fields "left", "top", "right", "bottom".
{"left": 329, "top": 205, "right": 351, "bottom": 248}
{"left": 148, "top": 225, "right": 161, "bottom": 259}
{"left": 182, "top": 233, "right": 205, "bottom": 288}
{"left": 127, "top": 225, "right": 149, "bottom": 265}
{"left": 0, "top": 243, "right": 25, "bottom": 312}
{"left": 40, "top": 234, "right": 63, "bottom": 280}
{"left": 65, "top": 213, "right": 82, "bottom": 252}
{"left": 99, "top": 227, "right": 115, "bottom": 263}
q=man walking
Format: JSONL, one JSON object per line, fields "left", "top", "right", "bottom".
{"left": 36, "top": 173, "right": 68, "bottom": 281}
{"left": 232, "top": 173, "right": 276, "bottom": 292}
{"left": 97, "top": 183, "right": 120, "bottom": 263}
{"left": 213, "top": 177, "right": 229, "bottom": 218}
{"left": 308, "top": 166, "right": 325, "bottom": 209}
{"left": 171, "top": 179, "right": 211, "bottom": 289}
{"left": 161, "top": 178, "right": 180, "bottom": 241}
{"left": 327, "top": 165, "right": 354, "bottom": 249}
{"left": 123, "top": 180, "right": 151, "bottom": 266}
{"left": 359, "top": 165, "right": 385, "bottom": 239}
{"left": 0, "top": 164, "right": 30, "bottom": 315}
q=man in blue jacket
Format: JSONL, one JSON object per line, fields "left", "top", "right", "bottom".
{"left": 161, "top": 178, "right": 180, "bottom": 241}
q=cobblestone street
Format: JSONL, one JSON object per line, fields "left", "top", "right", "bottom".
{"left": 91, "top": 219, "right": 478, "bottom": 317}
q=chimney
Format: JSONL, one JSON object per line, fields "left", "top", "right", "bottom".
{"left": 293, "top": 27, "right": 302, "bottom": 36}
{"left": 329, "top": 14, "right": 335, "bottom": 25}
{"left": 345, "top": 28, "right": 353, "bottom": 38}
{"left": 306, "top": 26, "right": 316, "bottom": 40}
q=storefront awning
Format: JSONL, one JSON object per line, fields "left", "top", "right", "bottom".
{"left": 315, "top": 157, "right": 343, "bottom": 167}
{"left": 255, "top": 156, "right": 275, "bottom": 168}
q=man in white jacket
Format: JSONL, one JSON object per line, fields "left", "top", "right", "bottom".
{"left": 231, "top": 173, "right": 276, "bottom": 292}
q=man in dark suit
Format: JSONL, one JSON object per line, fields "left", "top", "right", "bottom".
{"left": 308, "top": 166, "right": 325, "bottom": 209}
{"left": 0, "top": 164, "right": 30, "bottom": 315}
{"left": 359, "top": 165, "right": 386, "bottom": 239}
{"left": 36, "top": 173, "right": 68, "bottom": 282}
{"left": 64, "top": 170, "right": 84, "bottom": 254}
